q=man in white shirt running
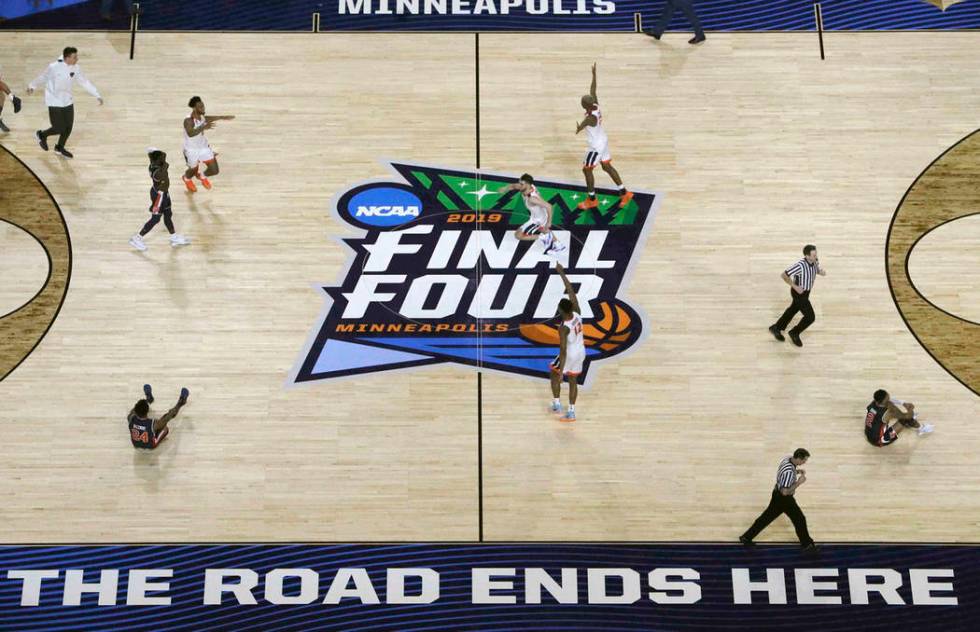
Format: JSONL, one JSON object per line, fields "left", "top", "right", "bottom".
{"left": 28, "top": 47, "right": 103, "bottom": 159}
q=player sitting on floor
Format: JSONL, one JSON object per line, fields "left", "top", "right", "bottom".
{"left": 864, "top": 389, "right": 934, "bottom": 447}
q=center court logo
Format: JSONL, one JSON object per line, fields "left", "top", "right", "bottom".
{"left": 289, "top": 161, "right": 660, "bottom": 386}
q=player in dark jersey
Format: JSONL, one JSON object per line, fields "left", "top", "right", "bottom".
{"left": 128, "top": 384, "right": 189, "bottom": 449}
{"left": 129, "top": 148, "right": 190, "bottom": 251}
{"left": 864, "top": 389, "right": 934, "bottom": 447}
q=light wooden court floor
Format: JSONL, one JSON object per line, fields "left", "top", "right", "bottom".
{"left": 0, "top": 31, "right": 978, "bottom": 543}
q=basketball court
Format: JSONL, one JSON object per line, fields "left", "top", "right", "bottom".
{"left": 1, "top": 10, "right": 979, "bottom": 630}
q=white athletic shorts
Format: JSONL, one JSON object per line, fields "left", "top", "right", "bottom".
{"left": 519, "top": 208, "right": 550, "bottom": 237}
{"left": 583, "top": 145, "right": 611, "bottom": 169}
{"left": 184, "top": 145, "right": 215, "bottom": 169}
{"left": 551, "top": 346, "right": 585, "bottom": 377}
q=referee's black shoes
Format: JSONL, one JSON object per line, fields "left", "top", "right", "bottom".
{"left": 768, "top": 325, "right": 785, "bottom": 342}
{"left": 35, "top": 130, "right": 48, "bottom": 151}
{"left": 789, "top": 332, "right": 803, "bottom": 347}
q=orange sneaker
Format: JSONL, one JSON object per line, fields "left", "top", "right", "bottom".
{"left": 182, "top": 176, "right": 197, "bottom": 193}
{"left": 197, "top": 175, "right": 212, "bottom": 190}
{"left": 618, "top": 190, "right": 634, "bottom": 208}
{"left": 576, "top": 197, "right": 599, "bottom": 211}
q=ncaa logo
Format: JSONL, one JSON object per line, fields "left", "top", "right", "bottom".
{"left": 344, "top": 185, "right": 422, "bottom": 228}
{"left": 291, "top": 160, "right": 661, "bottom": 387}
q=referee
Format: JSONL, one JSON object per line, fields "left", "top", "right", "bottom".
{"left": 739, "top": 448, "right": 816, "bottom": 552}
{"left": 27, "top": 47, "right": 103, "bottom": 159}
{"left": 769, "top": 244, "right": 826, "bottom": 347}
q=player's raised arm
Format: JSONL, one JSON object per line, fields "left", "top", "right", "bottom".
{"left": 590, "top": 62, "right": 597, "bottom": 100}
{"left": 555, "top": 263, "right": 580, "bottom": 314}
{"left": 205, "top": 114, "right": 236, "bottom": 122}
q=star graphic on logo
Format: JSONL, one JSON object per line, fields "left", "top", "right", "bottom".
{"left": 465, "top": 185, "right": 494, "bottom": 200}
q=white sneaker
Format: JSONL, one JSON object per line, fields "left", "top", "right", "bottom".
{"left": 169, "top": 234, "right": 190, "bottom": 247}
{"left": 917, "top": 424, "right": 934, "bottom": 436}
{"left": 129, "top": 235, "right": 146, "bottom": 251}
{"left": 545, "top": 238, "right": 568, "bottom": 258}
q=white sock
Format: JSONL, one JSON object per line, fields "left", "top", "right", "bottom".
{"left": 553, "top": 398, "right": 560, "bottom": 406}
{"left": 568, "top": 404, "right": 575, "bottom": 413}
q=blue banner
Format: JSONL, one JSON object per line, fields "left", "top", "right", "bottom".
{"left": 0, "top": 543, "right": 976, "bottom": 630}
{"left": 3, "top": 0, "right": 980, "bottom": 30}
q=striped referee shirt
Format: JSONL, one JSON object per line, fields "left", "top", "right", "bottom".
{"left": 776, "top": 456, "right": 797, "bottom": 492}
{"left": 785, "top": 258, "right": 819, "bottom": 292}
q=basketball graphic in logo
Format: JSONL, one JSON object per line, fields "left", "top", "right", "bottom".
{"left": 519, "top": 300, "right": 641, "bottom": 356}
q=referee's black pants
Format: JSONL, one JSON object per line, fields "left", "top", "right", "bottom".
{"left": 774, "top": 288, "right": 814, "bottom": 335}
{"left": 40, "top": 104, "right": 74, "bottom": 149}
{"left": 741, "top": 487, "right": 814, "bottom": 547}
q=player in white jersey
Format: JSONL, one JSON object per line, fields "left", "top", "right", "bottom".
{"left": 550, "top": 263, "right": 586, "bottom": 421}
{"left": 181, "top": 96, "right": 234, "bottom": 192}
{"left": 497, "top": 173, "right": 567, "bottom": 257}
{"left": 575, "top": 63, "right": 632, "bottom": 212}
